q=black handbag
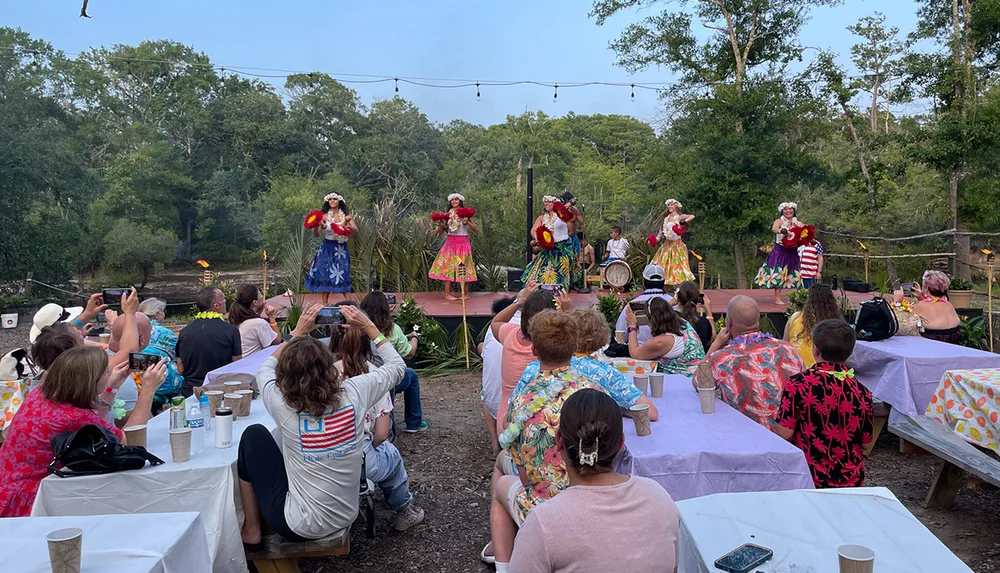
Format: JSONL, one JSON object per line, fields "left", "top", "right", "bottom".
{"left": 47, "top": 424, "right": 164, "bottom": 478}
{"left": 854, "top": 297, "right": 899, "bottom": 342}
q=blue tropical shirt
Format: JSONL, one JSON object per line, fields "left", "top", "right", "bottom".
{"left": 145, "top": 321, "right": 184, "bottom": 400}
{"left": 513, "top": 355, "right": 641, "bottom": 409}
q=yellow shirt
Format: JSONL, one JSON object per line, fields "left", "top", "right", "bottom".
{"left": 787, "top": 312, "right": 816, "bottom": 367}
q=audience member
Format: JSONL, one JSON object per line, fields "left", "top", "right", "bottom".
{"left": 625, "top": 297, "right": 705, "bottom": 376}
{"left": 28, "top": 303, "right": 84, "bottom": 344}
{"left": 517, "top": 308, "right": 659, "bottom": 420}
{"left": 774, "top": 320, "right": 873, "bottom": 488}
{"left": 330, "top": 319, "right": 425, "bottom": 531}
{"left": 361, "top": 291, "right": 427, "bottom": 433}
{"left": 509, "top": 389, "right": 680, "bottom": 573}
{"left": 28, "top": 323, "right": 83, "bottom": 389}
{"left": 782, "top": 284, "right": 843, "bottom": 366}
{"left": 0, "top": 347, "right": 166, "bottom": 517}
{"left": 137, "top": 297, "right": 184, "bottom": 410}
{"left": 912, "top": 270, "right": 962, "bottom": 344}
{"left": 676, "top": 281, "right": 716, "bottom": 351}
{"left": 614, "top": 264, "right": 671, "bottom": 345}
{"left": 698, "top": 295, "right": 804, "bottom": 428}
{"left": 107, "top": 307, "right": 152, "bottom": 415}
{"left": 228, "top": 285, "right": 281, "bottom": 356}
{"left": 481, "top": 296, "right": 518, "bottom": 455}
{"left": 487, "top": 310, "right": 598, "bottom": 570}
{"left": 237, "top": 304, "right": 405, "bottom": 545}
{"left": 176, "top": 286, "right": 242, "bottom": 397}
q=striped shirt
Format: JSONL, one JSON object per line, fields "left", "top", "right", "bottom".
{"left": 798, "top": 241, "right": 823, "bottom": 278}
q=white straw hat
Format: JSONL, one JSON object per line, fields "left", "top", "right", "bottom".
{"left": 29, "top": 303, "right": 83, "bottom": 343}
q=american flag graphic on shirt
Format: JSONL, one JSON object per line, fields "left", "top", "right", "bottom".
{"left": 298, "top": 404, "right": 357, "bottom": 453}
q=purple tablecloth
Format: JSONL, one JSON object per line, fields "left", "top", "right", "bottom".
{"left": 847, "top": 337, "right": 1000, "bottom": 421}
{"left": 617, "top": 375, "right": 814, "bottom": 502}
{"left": 204, "top": 344, "right": 279, "bottom": 385}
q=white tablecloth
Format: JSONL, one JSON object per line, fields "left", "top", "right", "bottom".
{"left": 204, "top": 345, "right": 279, "bottom": 385}
{"left": 676, "top": 487, "right": 972, "bottom": 573}
{"left": 0, "top": 512, "right": 212, "bottom": 573}
{"left": 32, "top": 396, "right": 276, "bottom": 573}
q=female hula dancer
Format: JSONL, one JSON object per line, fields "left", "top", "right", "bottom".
{"left": 754, "top": 201, "right": 803, "bottom": 305}
{"left": 652, "top": 198, "right": 696, "bottom": 285}
{"left": 522, "top": 195, "right": 575, "bottom": 290}
{"left": 429, "top": 193, "right": 479, "bottom": 301}
{"left": 305, "top": 192, "right": 357, "bottom": 304}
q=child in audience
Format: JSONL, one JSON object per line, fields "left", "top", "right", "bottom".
{"left": 509, "top": 389, "right": 680, "bottom": 573}
{"left": 773, "top": 319, "right": 874, "bottom": 488}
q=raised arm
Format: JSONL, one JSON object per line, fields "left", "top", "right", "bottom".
{"left": 491, "top": 281, "right": 537, "bottom": 339}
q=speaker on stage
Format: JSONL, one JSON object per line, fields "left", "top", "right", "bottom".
{"left": 507, "top": 269, "right": 524, "bottom": 292}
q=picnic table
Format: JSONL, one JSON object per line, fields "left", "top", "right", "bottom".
{"left": 0, "top": 512, "right": 212, "bottom": 572}
{"left": 205, "top": 345, "right": 279, "bottom": 385}
{"left": 32, "top": 394, "right": 277, "bottom": 573}
{"left": 617, "top": 375, "right": 814, "bottom": 501}
{"left": 927, "top": 368, "right": 1000, "bottom": 452}
{"left": 676, "top": 487, "right": 973, "bottom": 573}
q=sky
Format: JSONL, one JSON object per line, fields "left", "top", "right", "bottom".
{"left": 3, "top": 0, "right": 920, "bottom": 126}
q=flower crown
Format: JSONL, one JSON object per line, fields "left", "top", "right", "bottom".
{"left": 447, "top": 193, "right": 465, "bottom": 202}
{"left": 324, "top": 193, "right": 344, "bottom": 204}
{"left": 665, "top": 198, "right": 682, "bottom": 210}
{"left": 778, "top": 201, "right": 798, "bottom": 213}
{"left": 542, "top": 195, "right": 559, "bottom": 203}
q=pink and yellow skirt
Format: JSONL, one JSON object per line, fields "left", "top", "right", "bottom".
{"left": 429, "top": 235, "right": 478, "bottom": 283}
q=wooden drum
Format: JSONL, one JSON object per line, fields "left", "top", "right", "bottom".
{"left": 601, "top": 260, "right": 632, "bottom": 289}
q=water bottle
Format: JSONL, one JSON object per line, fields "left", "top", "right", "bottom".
{"left": 198, "top": 395, "right": 212, "bottom": 431}
{"left": 187, "top": 404, "right": 205, "bottom": 455}
{"left": 169, "top": 396, "right": 186, "bottom": 430}
{"left": 215, "top": 407, "right": 233, "bottom": 448}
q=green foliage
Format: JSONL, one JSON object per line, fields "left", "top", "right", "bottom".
{"left": 596, "top": 293, "right": 625, "bottom": 332}
{"left": 102, "top": 220, "right": 178, "bottom": 287}
{"left": 786, "top": 289, "right": 809, "bottom": 315}
{"left": 258, "top": 174, "right": 352, "bottom": 254}
{"left": 950, "top": 277, "right": 973, "bottom": 291}
{"left": 959, "top": 315, "right": 987, "bottom": 350}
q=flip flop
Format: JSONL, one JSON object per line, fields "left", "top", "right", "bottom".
{"left": 480, "top": 541, "right": 496, "bottom": 564}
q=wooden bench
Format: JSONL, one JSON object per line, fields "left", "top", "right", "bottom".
{"left": 246, "top": 534, "right": 350, "bottom": 573}
{"left": 888, "top": 415, "right": 1000, "bottom": 508}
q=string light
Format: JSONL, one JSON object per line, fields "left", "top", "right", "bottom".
{"left": 631, "top": 83, "right": 635, "bottom": 102}
{"left": 553, "top": 83, "right": 558, "bottom": 103}
{"left": 476, "top": 82, "right": 480, "bottom": 101}
{"left": 394, "top": 77, "right": 399, "bottom": 95}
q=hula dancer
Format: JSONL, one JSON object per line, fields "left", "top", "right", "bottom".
{"left": 304, "top": 193, "right": 357, "bottom": 304}
{"left": 429, "top": 193, "right": 478, "bottom": 301}
{"left": 652, "top": 198, "right": 696, "bottom": 285}
{"left": 522, "top": 195, "right": 575, "bottom": 290}
{"left": 560, "top": 191, "right": 586, "bottom": 290}
{"left": 755, "top": 201, "right": 803, "bottom": 305}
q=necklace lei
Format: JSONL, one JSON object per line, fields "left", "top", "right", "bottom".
{"left": 194, "top": 311, "right": 225, "bottom": 320}
{"left": 920, "top": 295, "right": 949, "bottom": 303}
{"left": 448, "top": 209, "right": 461, "bottom": 233}
{"left": 542, "top": 211, "right": 559, "bottom": 229}
{"left": 726, "top": 331, "right": 773, "bottom": 348}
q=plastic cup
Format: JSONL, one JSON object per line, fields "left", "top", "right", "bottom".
{"left": 46, "top": 527, "right": 83, "bottom": 573}
{"left": 698, "top": 386, "right": 717, "bottom": 414}
{"left": 837, "top": 544, "right": 875, "bottom": 573}
{"left": 615, "top": 330, "right": 626, "bottom": 344}
{"left": 123, "top": 424, "right": 147, "bottom": 449}
{"left": 649, "top": 373, "right": 664, "bottom": 398}
{"left": 223, "top": 393, "right": 242, "bottom": 420}
{"left": 630, "top": 403, "right": 651, "bottom": 436}
{"left": 206, "top": 391, "right": 225, "bottom": 418}
{"left": 633, "top": 374, "right": 649, "bottom": 395}
{"left": 169, "top": 428, "right": 192, "bottom": 463}
{"left": 236, "top": 389, "right": 254, "bottom": 417}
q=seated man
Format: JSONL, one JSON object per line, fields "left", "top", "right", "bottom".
{"left": 177, "top": 286, "right": 242, "bottom": 397}
{"left": 774, "top": 319, "right": 873, "bottom": 488}
{"left": 697, "top": 295, "right": 804, "bottom": 428}
{"left": 107, "top": 308, "right": 153, "bottom": 416}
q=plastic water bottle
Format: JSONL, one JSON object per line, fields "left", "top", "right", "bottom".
{"left": 187, "top": 403, "right": 205, "bottom": 455}
{"left": 198, "top": 395, "right": 212, "bottom": 432}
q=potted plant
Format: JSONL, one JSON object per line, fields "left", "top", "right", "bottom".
{"left": 948, "top": 277, "right": 974, "bottom": 309}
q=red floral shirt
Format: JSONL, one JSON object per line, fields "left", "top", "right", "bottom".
{"left": 776, "top": 362, "right": 874, "bottom": 488}
{"left": 0, "top": 389, "right": 123, "bottom": 517}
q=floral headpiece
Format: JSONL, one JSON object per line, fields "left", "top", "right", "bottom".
{"left": 447, "top": 193, "right": 465, "bottom": 202}
{"left": 542, "top": 195, "right": 559, "bottom": 203}
{"left": 665, "top": 198, "right": 682, "bottom": 210}
{"left": 778, "top": 201, "right": 798, "bottom": 214}
{"left": 324, "top": 193, "right": 344, "bottom": 204}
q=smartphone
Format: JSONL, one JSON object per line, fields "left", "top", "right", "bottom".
{"left": 315, "top": 306, "right": 344, "bottom": 326}
{"left": 102, "top": 288, "right": 129, "bottom": 305}
{"left": 628, "top": 301, "right": 646, "bottom": 312}
{"left": 385, "top": 293, "right": 397, "bottom": 305}
{"left": 698, "top": 293, "right": 705, "bottom": 305}
{"left": 95, "top": 313, "right": 107, "bottom": 323}
{"left": 128, "top": 352, "right": 161, "bottom": 371}
{"left": 714, "top": 543, "right": 773, "bottom": 573}
{"left": 540, "top": 284, "right": 561, "bottom": 292}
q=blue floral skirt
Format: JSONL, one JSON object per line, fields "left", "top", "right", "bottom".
{"left": 305, "top": 239, "right": 351, "bottom": 293}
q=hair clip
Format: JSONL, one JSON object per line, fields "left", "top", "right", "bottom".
{"left": 578, "top": 437, "right": 598, "bottom": 466}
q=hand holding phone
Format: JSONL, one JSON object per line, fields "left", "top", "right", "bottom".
{"left": 102, "top": 288, "right": 129, "bottom": 305}
{"left": 315, "top": 306, "right": 344, "bottom": 326}
{"left": 128, "top": 352, "right": 161, "bottom": 372}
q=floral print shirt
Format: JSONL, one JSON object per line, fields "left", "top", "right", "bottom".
{"left": 514, "top": 355, "right": 640, "bottom": 409}
{"left": 658, "top": 320, "right": 706, "bottom": 377}
{"left": 146, "top": 321, "right": 183, "bottom": 400}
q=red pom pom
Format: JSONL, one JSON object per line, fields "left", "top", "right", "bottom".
{"left": 671, "top": 224, "right": 687, "bottom": 236}
{"left": 781, "top": 225, "right": 802, "bottom": 249}
{"left": 330, "top": 222, "right": 352, "bottom": 237}
{"left": 304, "top": 210, "right": 325, "bottom": 229}
{"left": 647, "top": 234, "right": 658, "bottom": 247}
{"left": 429, "top": 212, "right": 450, "bottom": 222}
{"left": 797, "top": 225, "right": 816, "bottom": 246}
{"left": 455, "top": 207, "right": 476, "bottom": 219}
{"left": 553, "top": 202, "right": 574, "bottom": 222}
{"left": 536, "top": 225, "right": 556, "bottom": 250}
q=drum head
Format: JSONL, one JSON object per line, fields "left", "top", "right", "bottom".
{"left": 604, "top": 260, "right": 632, "bottom": 288}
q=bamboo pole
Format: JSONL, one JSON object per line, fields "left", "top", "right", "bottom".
{"left": 262, "top": 251, "right": 269, "bottom": 299}
{"left": 698, "top": 261, "right": 706, "bottom": 291}
{"left": 987, "top": 253, "right": 995, "bottom": 353}
{"left": 457, "top": 263, "right": 470, "bottom": 369}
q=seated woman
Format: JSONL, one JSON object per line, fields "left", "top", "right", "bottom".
{"left": 238, "top": 304, "right": 405, "bottom": 545}
{"left": 911, "top": 270, "right": 962, "bottom": 344}
{"left": 625, "top": 297, "right": 705, "bottom": 376}
{"left": 328, "top": 316, "right": 424, "bottom": 531}
{"left": 137, "top": 297, "right": 185, "bottom": 411}
{"left": 509, "top": 389, "right": 680, "bottom": 572}
{"left": 676, "top": 281, "right": 716, "bottom": 352}
{"left": 228, "top": 285, "right": 282, "bottom": 356}
{"left": 0, "top": 346, "right": 166, "bottom": 517}
{"left": 783, "top": 284, "right": 843, "bottom": 367}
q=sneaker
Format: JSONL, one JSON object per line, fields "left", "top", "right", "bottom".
{"left": 404, "top": 421, "right": 429, "bottom": 433}
{"left": 393, "top": 504, "right": 425, "bottom": 531}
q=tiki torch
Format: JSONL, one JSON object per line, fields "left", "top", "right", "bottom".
{"left": 857, "top": 240, "right": 870, "bottom": 284}
{"left": 691, "top": 250, "right": 705, "bottom": 291}
{"left": 985, "top": 249, "right": 995, "bottom": 352}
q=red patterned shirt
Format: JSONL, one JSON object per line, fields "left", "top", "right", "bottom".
{"left": 776, "top": 362, "right": 874, "bottom": 488}
{"left": 0, "top": 390, "right": 123, "bottom": 517}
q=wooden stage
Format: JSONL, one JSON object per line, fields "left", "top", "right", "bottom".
{"left": 265, "top": 289, "right": 875, "bottom": 318}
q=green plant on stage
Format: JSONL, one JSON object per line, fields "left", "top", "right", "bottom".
{"left": 959, "top": 315, "right": 987, "bottom": 350}
{"left": 759, "top": 315, "right": 781, "bottom": 337}
{"left": 715, "top": 315, "right": 726, "bottom": 332}
{"left": 786, "top": 289, "right": 808, "bottom": 316}
{"left": 392, "top": 297, "right": 475, "bottom": 375}
{"left": 469, "top": 216, "right": 509, "bottom": 292}
{"left": 596, "top": 293, "right": 625, "bottom": 331}
{"left": 274, "top": 226, "right": 315, "bottom": 335}
{"left": 950, "top": 277, "right": 973, "bottom": 291}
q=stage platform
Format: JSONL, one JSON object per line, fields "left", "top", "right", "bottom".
{"left": 265, "top": 289, "right": 875, "bottom": 318}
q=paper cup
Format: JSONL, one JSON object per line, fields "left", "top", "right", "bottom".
{"left": 169, "top": 427, "right": 192, "bottom": 463}
{"left": 698, "top": 386, "right": 716, "bottom": 414}
{"left": 98, "top": 333, "right": 110, "bottom": 344}
{"left": 123, "top": 424, "right": 147, "bottom": 449}
{"left": 838, "top": 544, "right": 875, "bottom": 573}
{"left": 615, "top": 330, "right": 626, "bottom": 344}
{"left": 630, "top": 403, "right": 651, "bottom": 436}
{"left": 223, "top": 393, "right": 242, "bottom": 420}
{"left": 47, "top": 527, "right": 83, "bottom": 573}
{"left": 224, "top": 381, "right": 242, "bottom": 393}
{"left": 649, "top": 373, "right": 664, "bottom": 398}
{"left": 206, "top": 390, "right": 225, "bottom": 417}
{"left": 633, "top": 374, "right": 649, "bottom": 395}
{"left": 236, "top": 389, "right": 254, "bottom": 417}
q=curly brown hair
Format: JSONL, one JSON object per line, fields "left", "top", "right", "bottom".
{"left": 648, "top": 297, "right": 683, "bottom": 337}
{"left": 800, "top": 284, "right": 843, "bottom": 339}
{"left": 568, "top": 308, "right": 610, "bottom": 354}
{"left": 276, "top": 337, "right": 341, "bottom": 417}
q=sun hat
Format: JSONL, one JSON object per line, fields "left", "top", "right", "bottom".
{"left": 29, "top": 303, "right": 83, "bottom": 343}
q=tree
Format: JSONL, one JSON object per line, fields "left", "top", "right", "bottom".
{"left": 285, "top": 73, "right": 364, "bottom": 176}
{"left": 256, "top": 173, "right": 353, "bottom": 254}
{"left": 102, "top": 220, "right": 178, "bottom": 287}
{"left": 847, "top": 12, "right": 911, "bottom": 133}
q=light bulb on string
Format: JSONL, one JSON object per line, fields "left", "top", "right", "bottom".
{"left": 631, "top": 84, "right": 635, "bottom": 102}
{"left": 394, "top": 77, "right": 399, "bottom": 96}
{"left": 553, "top": 83, "right": 558, "bottom": 103}
{"left": 476, "top": 82, "right": 481, "bottom": 101}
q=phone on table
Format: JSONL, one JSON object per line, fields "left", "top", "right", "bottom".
{"left": 315, "top": 306, "right": 344, "bottom": 326}
{"left": 714, "top": 543, "right": 773, "bottom": 573}
{"left": 128, "top": 352, "right": 161, "bottom": 372}
{"left": 102, "top": 288, "right": 129, "bottom": 305}
{"left": 385, "top": 293, "right": 397, "bottom": 305}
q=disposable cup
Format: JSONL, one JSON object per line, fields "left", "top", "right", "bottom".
{"left": 46, "top": 527, "right": 83, "bottom": 573}
{"left": 649, "top": 373, "right": 664, "bottom": 398}
{"left": 223, "top": 393, "right": 242, "bottom": 420}
{"left": 123, "top": 424, "right": 147, "bottom": 449}
{"left": 837, "top": 544, "right": 875, "bottom": 573}
{"left": 633, "top": 374, "right": 649, "bottom": 395}
{"left": 169, "top": 427, "right": 192, "bottom": 463}
{"left": 698, "top": 386, "right": 716, "bottom": 414}
{"left": 224, "top": 381, "right": 242, "bottom": 393}
{"left": 630, "top": 403, "right": 651, "bottom": 436}
{"left": 98, "top": 333, "right": 110, "bottom": 345}
{"left": 615, "top": 330, "right": 626, "bottom": 344}
{"left": 206, "top": 391, "right": 225, "bottom": 418}
{"left": 236, "top": 389, "right": 254, "bottom": 417}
